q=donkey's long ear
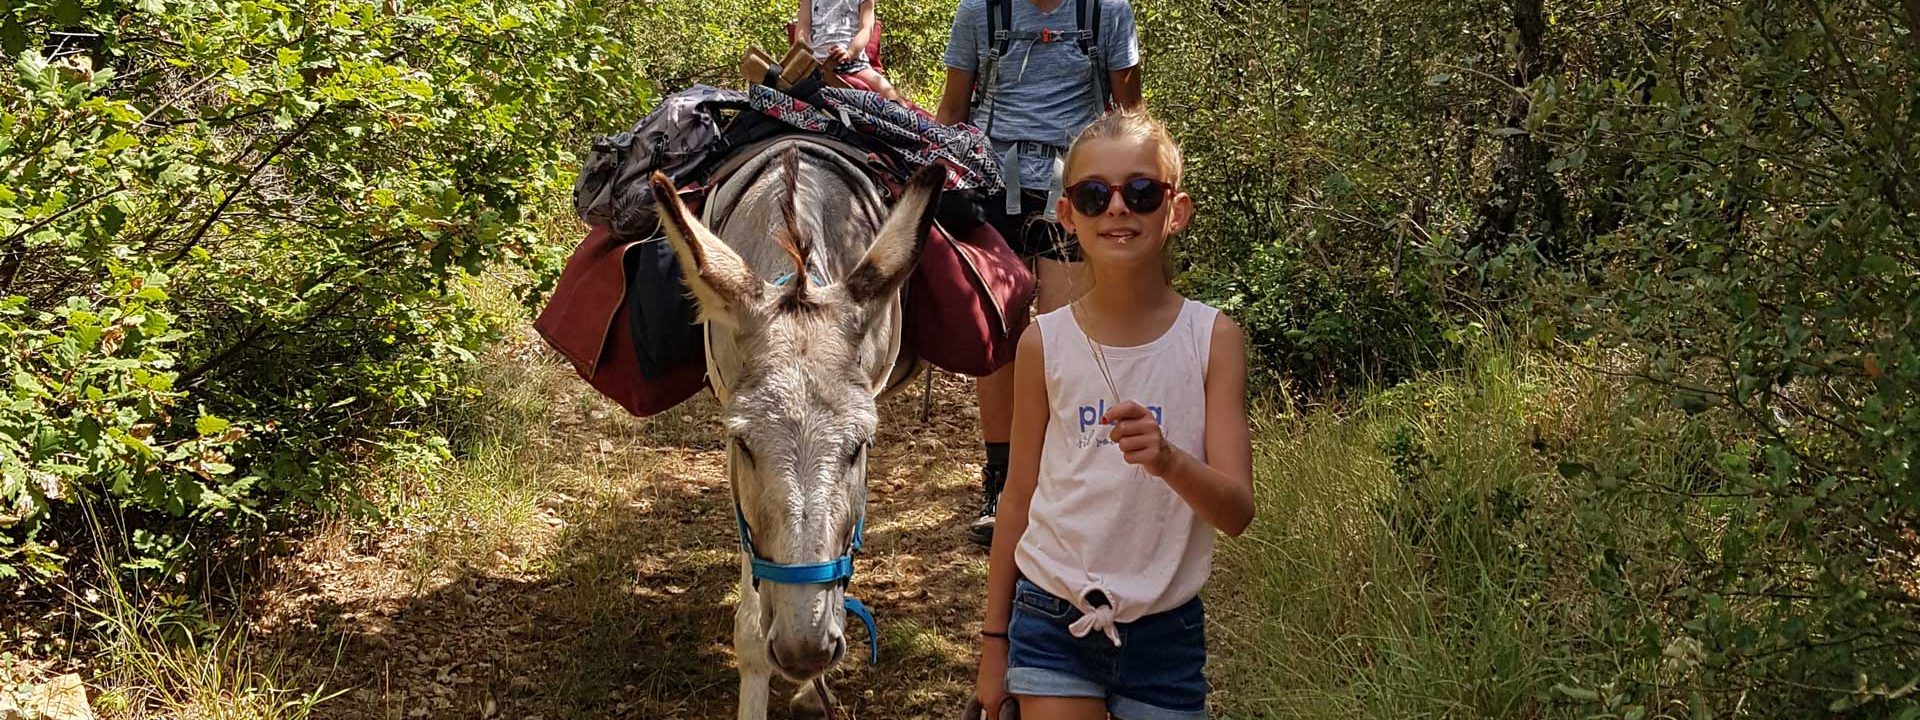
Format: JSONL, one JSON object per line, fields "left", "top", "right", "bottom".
{"left": 651, "top": 172, "right": 760, "bottom": 326}
{"left": 846, "top": 164, "right": 946, "bottom": 306}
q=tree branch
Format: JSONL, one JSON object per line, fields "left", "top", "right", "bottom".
{"left": 161, "top": 110, "right": 327, "bottom": 269}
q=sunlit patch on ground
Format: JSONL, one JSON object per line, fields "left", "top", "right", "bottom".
{"left": 247, "top": 327, "right": 994, "bottom": 719}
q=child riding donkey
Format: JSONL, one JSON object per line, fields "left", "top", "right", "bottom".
{"left": 796, "top": 0, "right": 905, "bottom": 103}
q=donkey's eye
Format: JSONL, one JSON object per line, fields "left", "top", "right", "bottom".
{"left": 733, "top": 437, "right": 756, "bottom": 465}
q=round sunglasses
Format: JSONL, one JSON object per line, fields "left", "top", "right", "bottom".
{"left": 1066, "top": 177, "right": 1174, "bottom": 216}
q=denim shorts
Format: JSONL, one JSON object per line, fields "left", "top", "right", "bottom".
{"left": 1006, "top": 578, "right": 1209, "bottom": 720}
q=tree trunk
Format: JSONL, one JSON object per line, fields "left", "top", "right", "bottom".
{"left": 1472, "top": 0, "right": 1566, "bottom": 256}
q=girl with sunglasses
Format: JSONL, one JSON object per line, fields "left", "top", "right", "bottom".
{"left": 972, "top": 109, "right": 1256, "bottom": 720}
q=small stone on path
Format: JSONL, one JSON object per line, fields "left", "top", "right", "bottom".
{"left": 0, "top": 674, "right": 92, "bottom": 720}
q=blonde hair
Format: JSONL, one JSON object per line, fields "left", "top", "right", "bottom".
{"left": 1064, "top": 108, "right": 1186, "bottom": 188}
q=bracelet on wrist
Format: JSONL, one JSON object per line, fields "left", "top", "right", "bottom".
{"left": 981, "top": 630, "right": 1009, "bottom": 640}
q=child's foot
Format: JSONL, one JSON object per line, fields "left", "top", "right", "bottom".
{"left": 968, "top": 466, "right": 1006, "bottom": 546}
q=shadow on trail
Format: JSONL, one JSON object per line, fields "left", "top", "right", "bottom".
{"left": 270, "top": 472, "right": 743, "bottom": 718}
{"left": 262, "top": 369, "right": 990, "bottom": 720}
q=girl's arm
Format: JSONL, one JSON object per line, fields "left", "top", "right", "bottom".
{"left": 796, "top": 0, "right": 813, "bottom": 46}
{"left": 975, "top": 326, "right": 1048, "bottom": 715}
{"left": 1104, "top": 314, "right": 1255, "bottom": 535}
{"left": 848, "top": 0, "right": 876, "bottom": 58}
{"left": 984, "top": 327, "right": 1046, "bottom": 630}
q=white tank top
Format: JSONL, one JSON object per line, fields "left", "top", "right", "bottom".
{"left": 807, "top": 0, "right": 866, "bottom": 62}
{"left": 1015, "top": 298, "right": 1219, "bottom": 644}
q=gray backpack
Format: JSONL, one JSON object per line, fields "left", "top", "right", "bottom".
{"left": 970, "top": 0, "right": 1111, "bottom": 139}
{"left": 572, "top": 85, "right": 748, "bottom": 237}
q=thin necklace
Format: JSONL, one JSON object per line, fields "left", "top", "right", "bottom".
{"left": 1073, "top": 300, "right": 1122, "bottom": 406}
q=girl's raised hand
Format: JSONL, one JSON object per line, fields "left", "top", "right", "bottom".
{"left": 1104, "top": 401, "right": 1176, "bottom": 476}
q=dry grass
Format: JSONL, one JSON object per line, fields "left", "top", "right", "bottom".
{"left": 48, "top": 512, "right": 350, "bottom": 720}
{"left": 228, "top": 312, "right": 996, "bottom": 719}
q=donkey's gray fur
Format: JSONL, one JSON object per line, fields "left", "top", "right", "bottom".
{"left": 649, "top": 136, "right": 944, "bottom": 720}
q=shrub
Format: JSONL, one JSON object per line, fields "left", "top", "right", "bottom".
{"left": 0, "top": 0, "right": 643, "bottom": 584}
{"left": 1529, "top": 1, "right": 1920, "bottom": 712}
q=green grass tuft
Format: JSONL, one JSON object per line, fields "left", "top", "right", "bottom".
{"left": 1214, "top": 346, "right": 1620, "bottom": 719}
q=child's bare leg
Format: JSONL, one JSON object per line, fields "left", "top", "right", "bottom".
{"left": 853, "top": 68, "right": 903, "bottom": 102}
{"left": 1018, "top": 696, "right": 1107, "bottom": 720}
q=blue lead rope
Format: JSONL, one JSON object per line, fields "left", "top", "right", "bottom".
{"left": 735, "top": 507, "right": 880, "bottom": 665}
{"left": 843, "top": 597, "right": 878, "bottom": 665}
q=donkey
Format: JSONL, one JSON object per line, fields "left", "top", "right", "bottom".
{"left": 647, "top": 137, "right": 945, "bottom": 720}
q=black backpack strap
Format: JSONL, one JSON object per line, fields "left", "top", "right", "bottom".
{"left": 1080, "top": 0, "right": 1111, "bottom": 112}
{"left": 1079, "top": 0, "right": 1095, "bottom": 46}
{"left": 971, "top": 1, "right": 1002, "bottom": 108}
{"left": 977, "top": 0, "right": 1014, "bottom": 139}
{"left": 991, "top": 0, "right": 1012, "bottom": 55}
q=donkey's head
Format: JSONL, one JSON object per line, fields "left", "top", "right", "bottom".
{"left": 649, "top": 161, "right": 944, "bottom": 681}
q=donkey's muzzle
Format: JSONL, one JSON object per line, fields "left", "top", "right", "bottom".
{"left": 769, "top": 628, "right": 847, "bottom": 680}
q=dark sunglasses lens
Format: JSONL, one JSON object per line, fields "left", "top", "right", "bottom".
{"left": 1121, "top": 178, "right": 1167, "bottom": 213}
{"left": 1070, "top": 181, "right": 1113, "bottom": 216}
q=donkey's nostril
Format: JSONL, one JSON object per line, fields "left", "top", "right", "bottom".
{"left": 768, "top": 631, "right": 843, "bottom": 678}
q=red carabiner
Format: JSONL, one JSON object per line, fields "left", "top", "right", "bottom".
{"left": 1039, "top": 28, "right": 1055, "bottom": 43}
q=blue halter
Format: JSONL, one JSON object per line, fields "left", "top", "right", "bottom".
{"left": 734, "top": 506, "right": 878, "bottom": 664}
{"left": 731, "top": 268, "right": 879, "bottom": 666}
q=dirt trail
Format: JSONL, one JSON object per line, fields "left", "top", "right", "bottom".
{"left": 250, "top": 327, "right": 994, "bottom": 719}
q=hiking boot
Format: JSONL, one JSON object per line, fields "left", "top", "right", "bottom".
{"left": 968, "top": 466, "right": 1006, "bottom": 547}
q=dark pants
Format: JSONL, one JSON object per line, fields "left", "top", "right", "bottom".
{"left": 984, "top": 188, "right": 1080, "bottom": 262}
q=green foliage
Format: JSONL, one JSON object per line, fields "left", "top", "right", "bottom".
{"left": 0, "top": 0, "right": 642, "bottom": 583}
{"left": 1144, "top": 0, "right": 1507, "bottom": 391}
{"left": 1149, "top": 0, "right": 1917, "bottom": 714}
{"left": 1527, "top": 1, "right": 1920, "bottom": 713}
{"left": 1187, "top": 237, "right": 1444, "bottom": 389}
{"left": 600, "top": 0, "right": 951, "bottom": 103}
{"left": 599, "top": 0, "right": 788, "bottom": 92}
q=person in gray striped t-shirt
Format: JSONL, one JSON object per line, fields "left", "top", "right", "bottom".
{"left": 935, "top": 0, "right": 1143, "bottom": 548}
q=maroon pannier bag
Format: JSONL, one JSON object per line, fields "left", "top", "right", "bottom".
{"left": 908, "top": 217, "right": 1033, "bottom": 378}
{"left": 535, "top": 142, "right": 1033, "bottom": 419}
{"left": 535, "top": 215, "right": 1030, "bottom": 419}
{"left": 534, "top": 224, "right": 708, "bottom": 417}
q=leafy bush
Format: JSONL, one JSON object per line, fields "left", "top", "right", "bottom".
{"left": 1186, "top": 237, "right": 1445, "bottom": 390}
{"left": 1527, "top": 1, "right": 1920, "bottom": 713}
{"left": 1145, "top": 0, "right": 1917, "bottom": 713}
{"left": 600, "top": 0, "right": 952, "bottom": 102}
{"left": 0, "top": 0, "right": 643, "bottom": 584}
{"left": 1140, "top": 0, "right": 1513, "bottom": 392}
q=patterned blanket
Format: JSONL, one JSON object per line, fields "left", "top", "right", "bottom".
{"left": 747, "top": 84, "right": 1002, "bottom": 192}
